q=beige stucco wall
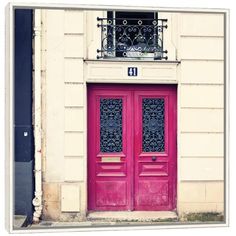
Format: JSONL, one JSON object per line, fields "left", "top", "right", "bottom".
{"left": 41, "top": 9, "right": 87, "bottom": 221}
{"left": 40, "top": 9, "right": 224, "bottom": 220}
{"left": 177, "top": 13, "right": 224, "bottom": 215}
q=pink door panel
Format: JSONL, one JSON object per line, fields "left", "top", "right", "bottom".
{"left": 134, "top": 88, "right": 177, "bottom": 210}
{"left": 88, "top": 84, "right": 177, "bottom": 211}
{"left": 88, "top": 86, "right": 133, "bottom": 210}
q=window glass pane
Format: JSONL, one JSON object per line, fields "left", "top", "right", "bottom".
{"left": 107, "top": 11, "right": 157, "bottom": 58}
{"left": 100, "top": 98, "right": 123, "bottom": 152}
{"left": 142, "top": 98, "right": 165, "bottom": 152}
{"left": 100, "top": 11, "right": 167, "bottom": 59}
{"left": 115, "top": 12, "right": 156, "bottom": 58}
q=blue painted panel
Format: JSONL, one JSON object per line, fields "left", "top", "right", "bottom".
{"left": 14, "top": 9, "right": 33, "bottom": 126}
{"left": 14, "top": 9, "right": 34, "bottom": 226}
{"left": 15, "top": 161, "right": 34, "bottom": 224}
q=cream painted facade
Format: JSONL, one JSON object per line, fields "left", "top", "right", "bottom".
{"left": 38, "top": 9, "right": 225, "bottom": 220}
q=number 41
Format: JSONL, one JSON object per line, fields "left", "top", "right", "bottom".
{"left": 128, "top": 67, "right": 138, "bottom": 76}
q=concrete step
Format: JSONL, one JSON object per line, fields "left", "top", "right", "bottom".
{"left": 14, "top": 215, "right": 28, "bottom": 228}
{"left": 87, "top": 211, "right": 178, "bottom": 222}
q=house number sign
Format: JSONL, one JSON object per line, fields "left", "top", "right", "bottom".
{"left": 128, "top": 67, "right": 138, "bottom": 76}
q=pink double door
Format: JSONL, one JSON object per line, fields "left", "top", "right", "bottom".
{"left": 88, "top": 84, "right": 177, "bottom": 211}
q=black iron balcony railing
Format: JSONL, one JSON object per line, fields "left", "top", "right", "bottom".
{"left": 97, "top": 17, "right": 168, "bottom": 60}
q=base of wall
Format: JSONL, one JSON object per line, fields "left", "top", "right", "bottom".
{"left": 179, "top": 212, "right": 224, "bottom": 222}
{"left": 42, "top": 182, "right": 87, "bottom": 221}
{"left": 177, "top": 202, "right": 224, "bottom": 217}
{"left": 42, "top": 181, "right": 224, "bottom": 222}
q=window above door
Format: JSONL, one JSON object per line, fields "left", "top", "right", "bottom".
{"left": 97, "top": 11, "right": 168, "bottom": 60}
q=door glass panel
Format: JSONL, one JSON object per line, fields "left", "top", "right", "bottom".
{"left": 142, "top": 98, "right": 165, "bottom": 152}
{"left": 100, "top": 98, "right": 123, "bottom": 152}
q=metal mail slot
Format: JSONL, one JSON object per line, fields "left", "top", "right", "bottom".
{"left": 101, "top": 157, "right": 121, "bottom": 163}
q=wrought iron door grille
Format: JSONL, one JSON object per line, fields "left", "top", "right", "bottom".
{"left": 97, "top": 17, "right": 168, "bottom": 60}
{"left": 100, "top": 98, "right": 123, "bottom": 153}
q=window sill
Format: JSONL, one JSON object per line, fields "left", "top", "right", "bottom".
{"left": 85, "top": 58, "right": 181, "bottom": 64}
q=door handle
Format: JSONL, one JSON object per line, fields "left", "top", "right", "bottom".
{"left": 152, "top": 156, "right": 157, "bottom": 161}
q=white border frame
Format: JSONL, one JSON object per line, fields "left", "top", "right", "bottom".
{"left": 5, "top": 2, "right": 230, "bottom": 233}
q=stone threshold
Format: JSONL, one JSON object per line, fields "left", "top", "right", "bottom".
{"left": 28, "top": 211, "right": 178, "bottom": 229}
{"left": 87, "top": 211, "right": 178, "bottom": 222}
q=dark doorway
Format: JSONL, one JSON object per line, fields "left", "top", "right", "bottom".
{"left": 14, "top": 9, "right": 34, "bottom": 226}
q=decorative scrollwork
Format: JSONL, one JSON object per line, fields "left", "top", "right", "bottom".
{"left": 100, "top": 99, "right": 123, "bottom": 153}
{"left": 142, "top": 98, "right": 165, "bottom": 152}
{"left": 97, "top": 17, "right": 168, "bottom": 59}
